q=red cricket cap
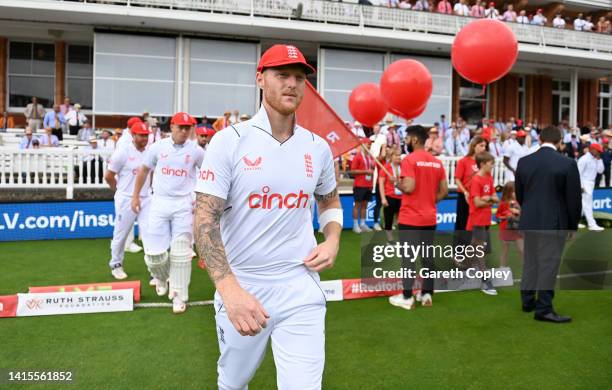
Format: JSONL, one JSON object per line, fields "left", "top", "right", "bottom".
{"left": 590, "top": 143, "right": 603, "bottom": 153}
{"left": 257, "top": 44, "right": 316, "bottom": 74}
{"left": 537, "top": 8, "right": 543, "bottom": 12}
{"left": 516, "top": 119, "right": 523, "bottom": 126}
{"left": 488, "top": 119, "right": 495, "bottom": 124}
{"left": 130, "top": 122, "right": 150, "bottom": 135}
{"left": 127, "top": 117, "right": 142, "bottom": 128}
{"left": 603, "top": 137, "right": 610, "bottom": 143}
{"left": 171, "top": 112, "right": 194, "bottom": 126}
{"left": 195, "top": 127, "right": 216, "bottom": 136}
{"left": 516, "top": 130, "right": 527, "bottom": 137}
{"left": 489, "top": 2, "right": 495, "bottom": 6}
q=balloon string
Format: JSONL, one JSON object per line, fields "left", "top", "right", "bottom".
{"left": 482, "top": 84, "right": 486, "bottom": 119}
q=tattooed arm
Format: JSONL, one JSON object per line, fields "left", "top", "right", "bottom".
{"left": 194, "top": 193, "right": 269, "bottom": 336}
{"left": 304, "top": 187, "right": 342, "bottom": 272}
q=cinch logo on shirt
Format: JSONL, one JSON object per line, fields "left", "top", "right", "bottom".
{"left": 161, "top": 166, "right": 188, "bottom": 177}
{"left": 199, "top": 169, "right": 215, "bottom": 181}
{"left": 416, "top": 161, "right": 442, "bottom": 168}
{"left": 248, "top": 186, "right": 309, "bottom": 209}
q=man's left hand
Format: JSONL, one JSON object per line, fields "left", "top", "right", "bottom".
{"left": 304, "top": 239, "right": 339, "bottom": 272}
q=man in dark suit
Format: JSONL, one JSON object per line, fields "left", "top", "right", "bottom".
{"left": 564, "top": 134, "right": 582, "bottom": 160}
{"left": 515, "top": 126, "right": 582, "bottom": 323}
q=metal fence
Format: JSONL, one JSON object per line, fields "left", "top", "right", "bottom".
{"left": 0, "top": 147, "right": 511, "bottom": 198}
{"left": 47, "top": 0, "right": 612, "bottom": 53}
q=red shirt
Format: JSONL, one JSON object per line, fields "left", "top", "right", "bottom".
{"left": 351, "top": 151, "right": 374, "bottom": 188}
{"left": 379, "top": 162, "right": 402, "bottom": 199}
{"left": 454, "top": 156, "right": 478, "bottom": 194}
{"left": 467, "top": 173, "right": 494, "bottom": 230}
{"left": 398, "top": 150, "right": 446, "bottom": 226}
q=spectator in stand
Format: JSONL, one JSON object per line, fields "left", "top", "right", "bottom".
{"left": 453, "top": 0, "right": 470, "bottom": 17}
{"left": 574, "top": 13, "right": 585, "bottom": 31}
{"left": 43, "top": 104, "right": 66, "bottom": 141}
{"left": 24, "top": 96, "right": 45, "bottom": 131}
{"left": 65, "top": 103, "right": 87, "bottom": 136}
{"left": 99, "top": 129, "right": 115, "bottom": 153}
{"left": 501, "top": 4, "right": 517, "bottom": 22}
{"left": 19, "top": 129, "right": 37, "bottom": 149}
{"left": 388, "top": 0, "right": 400, "bottom": 8}
{"left": 399, "top": 0, "right": 412, "bottom": 9}
{"left": 470, "top": 1, "right": 485, "bottom": 18}
{"left": 437, "top": 0, "right": 452, "bottom": 14}
{"left": 83, "top": 137, "right": 104, "bottom": 183}
{"left": 239, "top": 114, "right": 251, "bottom": 122}
{"left": 516, "top": 9, "right": 529, "bottom": 24}
{"left": 32, "top": 139, "right": 40, "bottom": 149}
{"left": 564, "top": 134, "right": 582, "bottom": 159}
{"left": 583, "top": 15, "right": 594, "bottom": 32}
{"left": 60, "top": 97, "right": 72, "bottom": 117}
{"left": 596, "top": 17, "right": 607, "bottom": 33}
{"left": 197, "top": 115, "right": 214, "bottom": 129}
{"left": 229, "top": 109, "right": 240, "bottom": 124}
{"left": 444, "top": 128, "right": 467, "bottom": 156}
{"left": 439, "top": 114, "right": 450, "bottom": 138}
{"left": 212, "top": 111, "right": 231, "bottom": 131}
{"left": 39, "top": 126, "right": 60, "bottom": 147}
{"left": 553, "top": 13, "right": 566, "bottom": 29}
{"left": 1, "top": 111, "right": 14, "bottom": 131}
{"left": 413, "top": 0, "right": 430, "bottom": 11}
{"left": 488, "top": 131, "right": 503, "bottom": 158}
{"left": 484, "top": 2, "right": 499, "bottom": 19}
{"left": 531, "top": 9, "right": 547, "bottom": 26}
{"left": 77, "top": 122, "right": 95, "bottom": 142}
{"left": 386, "top": 123, "right": 401, "bottom": 149}
{"left": 352, "top": 121, "right": 366, "bottom": 138}
{"left": 424, "top": 127, "right": 444, "bottom": 156}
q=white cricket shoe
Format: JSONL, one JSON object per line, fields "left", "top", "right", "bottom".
{"left": 421, "top": 293, "right": 433, "bottom": 307}
{"left": 373, "top": 223, "right": 383, "bottom": 231}
{"left": 588, "top": 225, "right": 605, "bottom": 232}
{"left": 173, "top": 296, "right": 187, "bottom": 314}
{"left": 149, "top": 277, "right": 158, "bottom": 287}
{"left": 111, "top": 267, "right": 128, "bottom": 280}
{"left": 578, "top": 223, "right": 586, "bottom": 229}
{"left": 126, "top": 242, "right": 142, "bottom": 253}
{"left": 360, "top": 223, "right": 372, "bottom": 232}
{"left": 155, "top": 279, "right": 168, "bottom": 297}
{"left": 353, "top": 224, "right": 362, "bottom": 234}
{"left": 389, "top": 293, "right": 415, "bottom": 310}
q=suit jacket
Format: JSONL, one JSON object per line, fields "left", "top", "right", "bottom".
{"left": 24, "top": 103, "right": 45, "bottom": 120}
{"left": 515, "top": 146, "right": 582, "bottom": 230}
{"left": 564, "top": 140, "right": 582, "bottom": 159}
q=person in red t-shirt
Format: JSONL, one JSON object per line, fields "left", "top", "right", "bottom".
{"left": 495, "top": 181, "right": 524, "bottom": 267}
{"left": 453, "top": 136, "right": 488, "bottom": 247}
{"left": 378, "top": 148, "right": 402, "bottom": 241}
{"left": 349, "top": 139, "right": 374, "bottom": 233}
{"left": 389, "top": 126, "right": 448, "bottom": 310}
{"left": 464, "top": 151, "right": 499, "bottom": 295}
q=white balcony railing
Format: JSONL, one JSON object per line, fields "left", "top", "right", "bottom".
{"left": 45, "top": 0, "right": 612, "bottom": 54}
{"left": 0, "top": 148, "right": 511, "bottom": 198}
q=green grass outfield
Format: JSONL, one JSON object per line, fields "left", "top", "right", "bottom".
{"left": 1, "top": 232, "right": 611, "bottom": 389}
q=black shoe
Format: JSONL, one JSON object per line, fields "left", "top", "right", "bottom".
{"left": 534, "top": 312, "right": 572, "bottom": 323}
{"left": 522, "top": 304, "right": 535, "bottom": 313}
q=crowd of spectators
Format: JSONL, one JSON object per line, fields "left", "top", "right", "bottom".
{"left": 365, "top": 0, "right": 612, "bottom": 33}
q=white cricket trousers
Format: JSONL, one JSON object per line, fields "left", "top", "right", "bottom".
{"left": 145, "top": 194, "right": 193, "bottom": 254}
{"left": 109, "top": 195, "right": 151, "bottom": 269}
{"left": 582, "top": 180, "right": 597, "bottom": 228}
{"left": 214, "top": 270, "right": 326, "bottom": 390}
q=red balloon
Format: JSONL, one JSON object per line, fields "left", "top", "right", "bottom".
{"left": 380, "top": 59, "right": 432, "bottom": 120}
{"left": 404, "top": 103, "right": 427, "bottom": 120}
{"left": 452, "top": 19, "right": 518, "bottom": 85}
{"left": 348, "top": 83, "right": 388, "bottom": 127}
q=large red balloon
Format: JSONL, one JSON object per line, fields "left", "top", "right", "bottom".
{"left": 452, "top": 19, "right": 518, "bottom": 85}
{"left": 380, "top": 59, "right": 432, "bottom": 120}
{"left": 404, "top": 103, "right": 427, "bottom": 120}
{"left": 348, "top": 83, "right": 388, "bottom": 127}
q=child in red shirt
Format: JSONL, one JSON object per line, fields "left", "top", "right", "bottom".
{"left": 466, "top": 151, "right": 499, "bottom": 295}
{"left": 496, "top": 181, "right": 524, "bottom": 267}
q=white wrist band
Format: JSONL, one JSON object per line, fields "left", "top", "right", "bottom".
{"left": 318, "top": 208, "right": 344, "bottom": 230}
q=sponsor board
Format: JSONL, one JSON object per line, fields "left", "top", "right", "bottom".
{"left": 319, "top": 280, "right": 343, "bottom": 301}
{"left": 342, "top": 278, "right": 403, "bottom": 300}
{"left": 15, "top": 289, "right": 133, "bottom": 317}
{"left": 0, "top": 295, "right": 18, "bottom": 318}
{"left": 29, "top": 281, "right": 141, "bottom": 302}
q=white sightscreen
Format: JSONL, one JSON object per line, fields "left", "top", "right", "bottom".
{"left": 94, "top": 33, "right": 176, "bottom": 116}
{"left": 390, "top": 54, "right": 452, "bottom": 125}
{"left": 188, "top": 39, "right": 258, "bottom": 117}
{"left": 321, "top": 48, "right": 385, "bottom": 122}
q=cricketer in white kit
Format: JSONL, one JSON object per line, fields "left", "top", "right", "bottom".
{"left": 132, "top": 112, "right": 204, "bottom": 313}
{"left": 578, "top": 143, "right": 605, "bottom": 231}
{"left": 194, "top": 45, "right": 343, "bottom": 390}
{"left": 105, "top": 122, "right": 153, "bottom": 280}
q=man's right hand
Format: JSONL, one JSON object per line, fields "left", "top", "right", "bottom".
{"left": 382, "top": 198, "right": 389, "bottom": 207}
{"left": 220, "top": 281, "right": 269, "bottom": 337}
{"left": 131, "top": 196, "right": 141, "bottom": 213}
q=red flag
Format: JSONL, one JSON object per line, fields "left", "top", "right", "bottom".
{"left": 297, "top": 81, "right": 360, "bottom": 158}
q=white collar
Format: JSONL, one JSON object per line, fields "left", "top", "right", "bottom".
{"left": 251, "top": 105, "right": 298, "bottom": 136}
{"left": 541, "top": 143, "right": 557, "bottom": 150}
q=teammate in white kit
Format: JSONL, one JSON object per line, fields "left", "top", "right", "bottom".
{"left": 194, "top": 45, "right": 343, "bottom": 390}
{"left": 132, "top": 112, "right": 205, "bottom": 313}
{"left": 105, "top": 122, "right": 153, "bottom": 280}
{"left": 578, "top": 143, "right": 605, "bottom": 231}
